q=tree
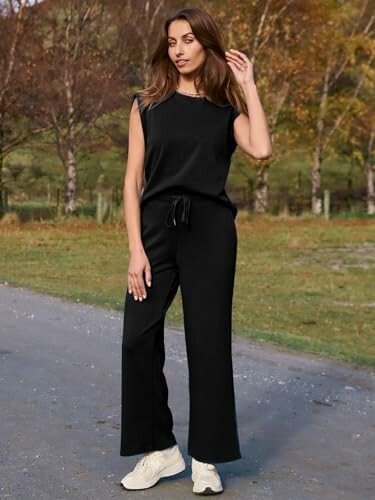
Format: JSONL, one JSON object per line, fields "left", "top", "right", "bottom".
{"left": 210, "top": 0, "right": 307, "bottom": 213}
{"left": 0, "top": 0, "right": 49, "bottom": 216}
{"left": 306, "top": 0, "right": 374, "bottom": 214}
{"left": 336, "top": 80, "right": 375, "bottom": 214}
{"left": 28, "top": 0, "right": 128, "bottom": 214}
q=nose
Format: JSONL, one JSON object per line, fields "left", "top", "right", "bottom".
{"left": 174, "top": 42, "right": 185, "bottom": 56}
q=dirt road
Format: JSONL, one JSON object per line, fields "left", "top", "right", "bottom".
{"left": 0, "top": 283, "right": 374, "bottom": 499}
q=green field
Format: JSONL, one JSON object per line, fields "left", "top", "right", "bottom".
{"left": 0, "top": 213, "right": 374, "bottom": 369}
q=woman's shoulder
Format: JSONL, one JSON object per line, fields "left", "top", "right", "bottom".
{"left": 132, "top": 92, "right": 149, "bottom": 116}
{"left": 132, "top": 91, "right": 172, "bottom": 113}
{"left": 132, "top": 92, "right": 144, "bottom": 106}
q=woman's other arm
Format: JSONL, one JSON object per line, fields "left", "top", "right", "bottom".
{"left": 225, "top": 49, "right": 272, "bottom": 160}
{"left": 233, "top": 82, "right": 273, "bottom": 160}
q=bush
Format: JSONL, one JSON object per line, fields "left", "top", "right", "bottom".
{"left": 0, "top": 212, "right": 21, "bottom": 227}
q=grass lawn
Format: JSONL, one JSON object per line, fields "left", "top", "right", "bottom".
{"left": 0, "top": 213, "right": 374, "bottom": 370}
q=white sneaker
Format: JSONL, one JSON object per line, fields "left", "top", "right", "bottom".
{"left": 120, "top": 444, "right": 185, "bottom": 490}
{"left": 191, "top": 457, "right": 224, "bottom": 495}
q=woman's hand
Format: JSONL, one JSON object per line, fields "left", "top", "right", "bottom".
{"left": 127, "top": 249, "right": 152, "bottom": 301}
{"left": 225, "top": 48, "right": 255, "bottom": 87}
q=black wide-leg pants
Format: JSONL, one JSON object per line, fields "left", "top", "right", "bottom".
{"left": 120, "top": 192, "right": 242, "bottom": 464}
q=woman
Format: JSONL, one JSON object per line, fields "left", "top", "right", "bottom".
{"left": 120, "top": 7, "right": 271, "bottom": 496}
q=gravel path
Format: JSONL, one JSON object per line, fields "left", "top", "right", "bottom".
{"left": 0, "top": 283, "right": 374, "bottom": 499}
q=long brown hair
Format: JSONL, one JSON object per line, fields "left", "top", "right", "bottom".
{"left": 134, "top": 7, "right": 248, "bottom": 115}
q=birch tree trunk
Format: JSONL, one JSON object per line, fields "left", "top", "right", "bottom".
{"left": 66, "top": 148, "right": 77, "bottom": 213}
{"left": 63, "top": 67, "right": 78, "bottom": 213}
{"left": 62, "top": 2, "right": 80, "bottom": 214}
{"left": 254, "top": 163, "right": 270, "bottom": 213}
{"left": 311, "top": 61, "right": 330, "bottom": 215}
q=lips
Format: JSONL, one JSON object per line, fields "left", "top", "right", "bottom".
{"left": 176, "top": 60, "right": 188, "bottom": 66}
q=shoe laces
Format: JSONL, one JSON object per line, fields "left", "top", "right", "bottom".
{"left": 136, "top": 450, "right": 164, "bottom": 470}
{"left": 195, "top": 460, "right": 215, "bottom": 471}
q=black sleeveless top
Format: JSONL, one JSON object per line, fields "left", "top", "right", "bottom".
{"left": 133, "top": 90, "right": 241, "bottom": 218}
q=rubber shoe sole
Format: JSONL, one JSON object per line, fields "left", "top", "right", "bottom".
{"left": 193, "top": 485, "right": 224, "bottom": 495}
{"left": 193, "top": 486, "right": 224, "bottom": 496}
{"left": 120, "top": 455, "right": 186, "bottom": 490}
{"left": 191, "top": 457, "right": 224, "bottom": 495}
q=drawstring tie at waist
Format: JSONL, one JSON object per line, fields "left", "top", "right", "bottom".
{"left": 166, "top": 194, "right": 191, "bottom": 229}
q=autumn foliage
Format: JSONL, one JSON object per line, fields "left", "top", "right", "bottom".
{"left": 0, "top": 0, "right": 374, "bottom": 216}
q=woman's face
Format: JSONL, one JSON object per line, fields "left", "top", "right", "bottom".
{"left": 167, "top": 19, "right": 206, "bottom": 75}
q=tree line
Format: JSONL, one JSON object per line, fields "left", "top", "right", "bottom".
{"left": 0, "top": 0, "right": 374, "bottom": 217}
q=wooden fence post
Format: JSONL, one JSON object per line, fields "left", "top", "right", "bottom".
{"left": 56, "top": 188, "right": 64, "bottom": 218}
{"left": 324, "top": 189, "right": 330, "bottom": 220}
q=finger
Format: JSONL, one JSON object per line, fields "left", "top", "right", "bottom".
{"left": 226, "top": 61, "right": 238, "bottom": 73}
{"left": 129, "top": 273, "right": 140, "bottom": 301}
{"left": 225, "top": 51, "right": 239, "bottom": 61}
{"left": 226, "top": 58, "right": 243, "bottom": 72}
{"left": 135, "top": 271, "right": 147, "bottom": 300}
{"left": 227, "top": 49, "right": 250, "bottom": 65}
{"left": 129, "top": 275, "right": 138, "bottom": 299}
{"left": 128, "top": 275, "right": 133, "bottom": 294}
{"left": 138, "top": 274, "right": 147, "bottom": 300}
{"left": 145, "top": 265, "right": 152, "bottom": 288}
{"left": 135, "top": 273, "right": 145, "bottom": 301}
{"left": 225, "top": 52, "right": 247, "bottom": 68}
{"left": 131, "top": 274, "right": 141, "bottom": 301}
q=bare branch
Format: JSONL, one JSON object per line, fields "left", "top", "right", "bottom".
{"left": 0, "top": 0, "right": 26, "bottom": 106}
